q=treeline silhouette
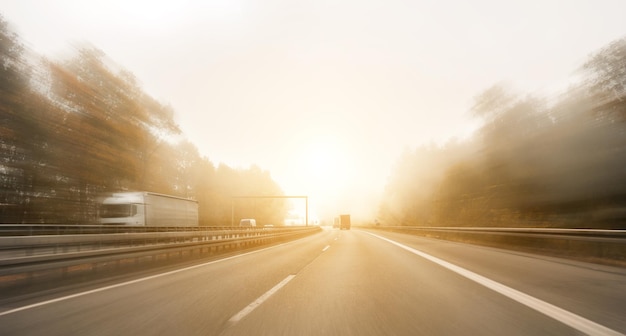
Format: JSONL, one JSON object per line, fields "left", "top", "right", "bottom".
{"left": 0, "top": 16, "right": 287, "bottom": 225}
{"left": 380, "top": 37, "right": 626, "bottom": 229}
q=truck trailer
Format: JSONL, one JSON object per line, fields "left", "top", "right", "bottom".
{"left": 98, "top": 192, "right": 198, "bottom": 226}
{"left": 340, "top": 214, "right": 351, "bottom": 230}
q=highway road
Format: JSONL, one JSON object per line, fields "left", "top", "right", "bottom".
{"left": 1, "top": 227, "right": 625, "bottom": 335}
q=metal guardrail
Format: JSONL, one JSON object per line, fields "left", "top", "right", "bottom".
{"left": 0, "top": 226, "right": 321, "bottom": 279}
{"left": 376, "top": 226, "right": 626, "bottom": 242}
{"left": 367, "top": 226, "right": 626, "bottom": 265}
{"left": 0, "top": 224, "right": 248, "bottom": 236}
{"left": 0, "top": 229, "right": 279, "bottom": 250}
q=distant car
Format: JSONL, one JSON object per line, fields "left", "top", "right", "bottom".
{"left": 239, "top": 219, "right": 256, "bottom": 227}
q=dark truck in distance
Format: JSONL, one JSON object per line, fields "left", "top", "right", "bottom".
{"left": 340, "top": 214, "right": 351, "bottom": 230}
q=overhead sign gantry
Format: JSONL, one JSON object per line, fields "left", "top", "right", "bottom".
{"left": 231, "top": 195, "right": 309, "bottom": 226}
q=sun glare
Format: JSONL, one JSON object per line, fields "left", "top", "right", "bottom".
{"left": 302, "top": 137, "right": 346, "bottom": 185}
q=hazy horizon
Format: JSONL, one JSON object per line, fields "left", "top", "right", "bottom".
{"left": 2, "top": 0, "right": 625, "bottom": 221}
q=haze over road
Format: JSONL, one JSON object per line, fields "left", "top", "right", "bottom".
{"left": 1, "top": 229, "right": 625, "bottom": 335}
{"left": 3, "top": 1, "right": 626, "bottom": 221}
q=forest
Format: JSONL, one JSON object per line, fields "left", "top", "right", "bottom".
{"left": 0, "top": 16, "right": 287, "bottom": 225}
{"left": 380, "top": 37, "right": 626, "bottom": 229}
{"left": 3, "top": 12, "right": 626, "bottom": 229}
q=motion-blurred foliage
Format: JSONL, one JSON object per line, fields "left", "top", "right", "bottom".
{"left": 0, "top": 16, "right": 286, "bottom": 225}
{"left": 381, "top": 36, "right": 626, "bottom": 229}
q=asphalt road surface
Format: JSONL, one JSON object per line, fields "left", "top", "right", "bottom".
{"left": 1, "top": 227, "right": 625, "bottom": 335}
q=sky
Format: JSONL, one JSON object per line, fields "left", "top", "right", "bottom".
{"left": 1, "top": 0, "right": 625, "bottom": 221}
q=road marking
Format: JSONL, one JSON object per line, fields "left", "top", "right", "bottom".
{"left": 228, "top": 275, "right": 296, "bottom": 323}
{"left": 0, "top": 242, "right": 294, "bottom": 317}
{"left": 322, "top": 245, "right": 330, "bottom": 252}
{"left": 364, "top": 231, "right": 624, "bottom": 336}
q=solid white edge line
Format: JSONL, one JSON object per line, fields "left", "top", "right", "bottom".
{"left": 362, "top": 231, "right": 624, "bottom": 336}
{"left": 0, "top": 241, "right": 294, "bottom": 317}
{"left": 228, "top": 274, "right": 296, "bottom": 323}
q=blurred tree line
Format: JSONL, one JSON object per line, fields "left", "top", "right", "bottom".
{"left": 0, "top": 16, "right": 287, "bottom": 225}
{"left": 380, "top": 37, "right": 626, "bottom": 229}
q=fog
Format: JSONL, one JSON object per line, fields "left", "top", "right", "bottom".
{"left": 381, "top": 39, "right": 626, "bottom": 228}
{"left": 1, "top": 1, "right": 626, "bottom": 225}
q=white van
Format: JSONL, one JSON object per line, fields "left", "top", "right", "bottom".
{"left": 239, "top": 219, "right": 257, "bottom": 227}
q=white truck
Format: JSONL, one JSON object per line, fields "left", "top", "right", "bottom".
{"left": 239, "top": 218, "right": 257, "bottom": 227}
{"left": 98, "top": 192, "right": 198, "bottom": 226}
